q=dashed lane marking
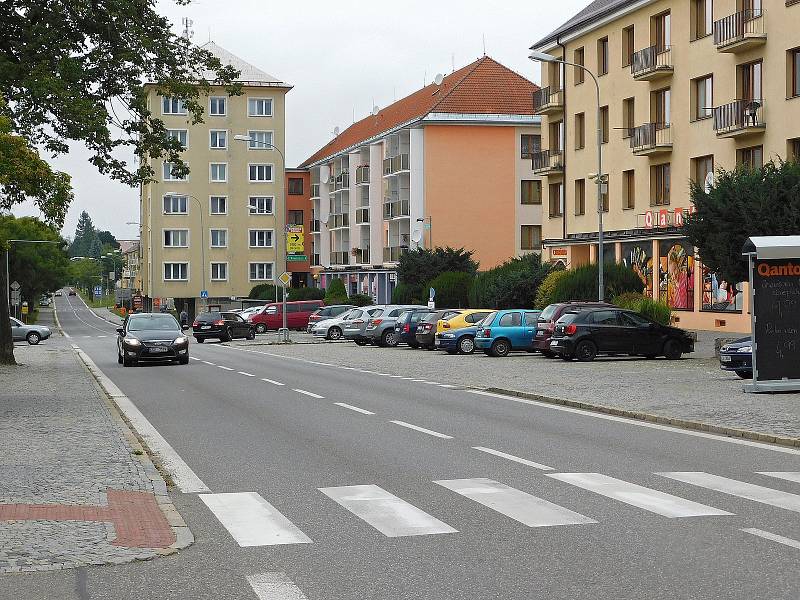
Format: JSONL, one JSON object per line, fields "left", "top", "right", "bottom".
{"left": 333, "top": 402, "right": 375, "bottom": 415}
{"left": 238, "top": 371, "right": 255, "bottom": 377}
{"left": 261, "top": 378, "right": 285, "bottom": 386}
{"left": 473, "top": 446, "right": 554, "bottom": 471}
{"left": 390, "top": 420, "right": 453, "bottom": 439}
{"left": 293, "top": 389, "right": 324, "bottom": 399}
{"left": 218, "top": 366, "right": 234, "bottom": 371}
{"left": 741, "top": 528, "right": 800, "bottom": 551}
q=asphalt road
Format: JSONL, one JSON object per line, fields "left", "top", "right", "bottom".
{"left": 6, "top": 293, "right": 800, "bottom": 600}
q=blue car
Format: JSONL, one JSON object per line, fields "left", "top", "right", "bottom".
{"left": 475, "top": 309, "right": 542, "bottom": 357}
{"left": 719, "top": 337, "right": 752, "bottom": 378}
{"left": 435, "top": 323, "right": 482, "bottom": 354}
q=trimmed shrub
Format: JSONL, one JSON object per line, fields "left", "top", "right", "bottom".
{"left": 287, "top": 286, "right": 325, "bottom": 301}
{"left": 612, "top": 292, "right": 672, "bottom": 325}
{"left": 469, "top": 253, "right": 552, "bottom": 309}
{"left": 426, "top": 271, "right": 473, "bottom": 308}
{"left": 392, "top": 282, "right": 419, "bottom": 304}
{"left": 534, "top": 268, "right": 569, "bottom": 309}
{"left": 348, "top": 293, "right": 374, "bottom": 307}
{"left": 551, "top": 263, "right": 644, "bottom": 303}
{"left": 324, "top": 278, "right": 347, "bottom": 302}
{"left": 249, "top": 283, "right": 284, "bottom": 301}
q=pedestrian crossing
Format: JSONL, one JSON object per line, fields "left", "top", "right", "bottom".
{"left": 200, "top": 471, "right": 800, "bottom": 549}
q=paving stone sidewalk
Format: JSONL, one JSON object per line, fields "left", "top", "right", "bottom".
{"left": 0, "top": 310, "right": 187, "bottom": 574}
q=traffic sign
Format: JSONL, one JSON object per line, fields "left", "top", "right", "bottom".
{"left": 200, "top": 290, "right": 209, "bottom": 299}
{"left": 10, "top": 281, "right": 21, "bottom": 291}
{"left": 286, "top": 225, "right": 304, "bottom": 254}
{"left": 278, "top": 271, "right": 291, "bottom": 287}
{"left": 21, "top": 303, "right": 28, "bottom": 315}
{"left": 93, "top": 285, "right": 102, "bottom": 297}
{"left": 286, "top": 255, "right": 307, "bottom": 262}
{"left": 10, "top": 290, "right": 20, "bottom": 306}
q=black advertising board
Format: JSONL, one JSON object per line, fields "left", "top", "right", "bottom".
{"left": 752, "top": 259, "right": 800, "bottom": 381}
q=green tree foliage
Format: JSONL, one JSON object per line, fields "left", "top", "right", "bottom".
{"left": 287, "top": 287, "right": 325, "bottom": 301}
{"left": 469, "top": 253, "right": 551, "bottom": 309}
{"left": 97, "top": 230, "right": 120, "bottom": 250}
{"left": 347, "top": 294, "right": 374, "bottom": 307}
{"left": 534, "top": 268, "right": 569, "bottom": 309}
{"left": 612, "top": 292, "right": 672, "bottom": 326}
{"left": 249, "top": 284, "right": 284, "bottom": 301}
{"left": 551, "top": 263, "right": 644, "bottom": 303}
{"left": 397, "top": 247, "right": 478, "bottom": 302}
{"left": 69, "top": 210, "right": 97, "bottom": 257}
{"left": 683, "top": 160, "right": 800, "bottom": 283}
{"left": 68, "top": 258, "right": 102, "bottom": 294}
{"left": 391, "top": 282, "right": 418, "bottom": 304}
{"left": 324, "top": 278, "right": 348, "bottom": 305}
{"left": 426, "top": 272, "right": 473, "bottom": 308}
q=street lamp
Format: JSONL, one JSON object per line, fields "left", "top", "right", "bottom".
{"left": 416, "top": 217, "right": 432, "bottom": 249}
{"left": 529, "top": 50, "right": 606, "bottom": 301}
{"left": 232, "top": 134, "right": 289, "bottom": 340}
{"left": 166, "top": 191, "right": 206, "bottom": 312}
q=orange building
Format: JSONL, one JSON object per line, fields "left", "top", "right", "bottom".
{"left": 285, "top": 168, "right": 312, "bottom": 287}
{"left": 299, "top": 56, "right": 544, "bottom": 302}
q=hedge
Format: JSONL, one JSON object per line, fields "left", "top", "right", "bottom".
{"left": 612, "top": 292, "right": 672, "bottom": 325}
{"left": 426, "top": 271, "right": 472, "bottom": 308}
{"left": 550, "top": 263, "right": 644, "bottom": 303}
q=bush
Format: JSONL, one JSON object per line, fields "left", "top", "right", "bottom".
{"left": 426, "top": 271, "right": 473, "bottom": 308}
{"left": 612, "top": 292, "right": 672, "bottom": 326}
{"left": 469, "top": 253, "right": 552, "bottom": 309}
{"left": 392, "top": 282, "right": 419, "bottom": 304}
{"left": 397, "top": 247, "right": 478, "bottom": 289}
{"left": 249, "top": 283, "right": 284, "bottom": 301}
{"left": 348, "top": 293, "right": 374, "bottom": 307}
{"left": 324, "top": 278, "right": 347, "bottom": 304}
{"left": 287, "top": 286, "right": 325, "bottom": 301}
{"left": 551, "top": 263, "right": 644, "bottom": 303}
{"left": 534, "top": 268, "right": 569, "bottom": 309}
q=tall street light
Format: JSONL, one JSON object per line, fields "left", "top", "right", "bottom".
{"left": 529, "top": 50, "right": 606, "bottom": 301}
{"left": 232, "top": 134, "right": 289, "bottom": 338}
{"left": 165, "top": 191, "right": 206, "bottom": 312}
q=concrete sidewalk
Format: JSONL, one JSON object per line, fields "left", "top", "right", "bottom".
{"left": 0, "top": 310, "right": 189, "bottom": 573}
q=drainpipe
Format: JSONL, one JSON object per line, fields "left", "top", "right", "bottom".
{"left": 558, "top": 36, "right": 568, "bottom": 243}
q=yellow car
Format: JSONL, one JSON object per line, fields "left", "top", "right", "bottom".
{"left": 437, "top": 309, "right": 494, "bottom": 333}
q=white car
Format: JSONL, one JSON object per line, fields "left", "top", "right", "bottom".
{"left": 310, "top": 309, "right": 358, "bottom": 340}
{"left": 54, "top": 290, "right": 63, "bottom": 297}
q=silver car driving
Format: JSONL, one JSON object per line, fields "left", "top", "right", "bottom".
{"left": 10, "top": 317, "right": 52, "bottom": 345}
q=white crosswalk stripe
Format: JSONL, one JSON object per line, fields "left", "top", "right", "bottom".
{"left": 548, "top": 473, "right": 731, "bottom": 518}
{"left": 247, "top": 572, "right": 308, "bottom": 600}
{"left": 757, "top": 472, "right": 800, "bottom": 485}
{"left": 436, "top": 478, "right": 596, "bottom": 527}
{"left": 657, "top": 472, "right": 800, "bottom": 513}
{"left": 319, "top": 484, "right": 457, "bottom": 537}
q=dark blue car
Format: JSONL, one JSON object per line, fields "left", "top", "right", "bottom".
{"left": 719, "top": 337, "right": 752, "bottom": 378}
{"left": 394, "top": 308, "right": 435, "bottom": 347}
{"left": 435, "top": 323, "right": 482, "bottom": 354}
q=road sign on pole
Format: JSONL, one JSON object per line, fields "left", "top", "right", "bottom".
{"left": 10, "top": 290, "right": 20, "bottom": 305}
{"left": 93, "top": 285, "right": 102, "bottom": 298}
{"left": 10, "top": 281, "right": 21, "bottom": 291}
{"left": 278, "top": 272, "right": 291, "bottom": 287}
{"left": 286, "top": 226, "right": 304, "bottom": 254}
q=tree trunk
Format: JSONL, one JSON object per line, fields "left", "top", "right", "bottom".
{"left": 0, "top": 247, "right": 16, "bottom": 365}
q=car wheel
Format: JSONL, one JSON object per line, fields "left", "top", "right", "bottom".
{"left": 221, "top": 328, "right": 232, "bottom": 343}
{"left": 178, "top": 356, "right": 189, "bottom": 365}
{"left": 735, "top": 370, "right": 753, "bottom": 379}
{"left": 195, "top": 337, "right": 204, "bottom": 344}
{"left": 489, "top": 339, "right": 510, "bottom": 357}
{"left": 247, "top": 329, "right": 256, "bottom": 340}
{"left": 409, "top": 341, "right": 419, "bottom": 349}
{"left": 381, "top": 330, "right": 399, "bottom": 347}
{"left": 354, "top": 339, "right": 368, "bottom": 346}
{"left": 575, "top": 340, "right": 597, "bottom": 362}
{"left": 458, "top": 336, "right": 475, "bottom": 355}
{"left": 255, "top": 323, "right": 267, "bottom": 334}
{"left": 663, "top": 339, "right": 682, "bottom": 360}
{"left": 122, "top": 354, "right": 136, "bottom": 367}
{"left": 561, "top": 354, "right": 574, "bottom": 361}
{"left": 541, "top": 350, "right": 556, "bottom": 359}
{"left": 117, "top": 351, "right": 123, "bottom": 364}
{"left": 26, "top": 332, "right": 41, "bottom": 345}
{"left": 644, "top": 353, "right": 656, "bottom": 359}
{"left": 327, "top": 326, "right": 343, "bottom": 341}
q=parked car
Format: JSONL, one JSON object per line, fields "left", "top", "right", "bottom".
{"left": 54, "top": 290, "right": 63, "bottom": 297}
{"left": 68, "top": 289, "right": 77, "bottom": 296}
{"left": 534, "top": 301, "right": 613, "bottom": 357}
{"left": 394, "top": 308, "right": 436, "bottom": 347}
{"left": 435, "top": 316, "right": 489, "bottom": 355}
{"left": 475, "top": 309, "right": 542, "bottom": 357}
{"left": 719, "top": 337, "right": 752, "bottom": 378}
{"left": 549, "top": 308, "right": 694, "bottom": 361}
{"left": 343, "top": 306, "right": 386, "bottom": 345}
{"left": 306, "top": 304, "right": 356, "bottom": 333}
{"left": 117, "top": 312, "right": 189, "bottom": 366}
{"left": 248, "top": 300, "right": 325, "bottom": 333}
{"left": 310, "top": 308, "right": 359, "bottom": 340}
{"left": 364, "top": 305, "right": 425, "bottom": 347}
{"left": 10, "top": 317, "right": 51, "bottom": 345}
{"left": 193, "top": 311, "right": 256, "bottom": 343}
{"left": 39, "top": 295, "right": 52, "bottom": 307}
{"left": 237, "top": 306, "right": 265, "bottom": 319}
{"left": 438, "top": 309, "right": 493, "bottom": 333}
{"left": 415, "top": 310, "right": 463, "bottom": 349}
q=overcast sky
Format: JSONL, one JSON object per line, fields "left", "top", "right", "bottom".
{"left": 12, "top": 0, "right": 588, "bottom": 240}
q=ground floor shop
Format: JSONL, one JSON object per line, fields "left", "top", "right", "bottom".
{"left": 315, "top": 269, "right": 397, "bottom": 305}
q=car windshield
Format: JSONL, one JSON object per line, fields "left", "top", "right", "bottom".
{"left": 539, "top": 304, "right": 558, "bottom": 322}
{"left": 128, "top": 315, "right": 180, "bottom": 331}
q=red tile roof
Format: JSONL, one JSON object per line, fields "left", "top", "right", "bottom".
{"left": 300, "top": 56, "right": 538, "bottom": 167}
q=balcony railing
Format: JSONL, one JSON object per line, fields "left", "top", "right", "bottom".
{"left": 355, "top": 165, "right": 370, "bottom": 185}
{"left": 383, "top": 246, "right": 405, "bottom": 263}
{"left": 311, "top": 183, "right": 320, "bottom": 198}
{"left": 532, "top": 86, "right": 564, "bottom": 114}
{"left": 531, "top": 150, "right": 564, "bottom": 175}
{"left": 351, "top": 248, "right": 370, "bottom": 264}
{"left": 310, "top": 219, "right": 320, "bottom": 233}
{"left": 630, "top": 45, "right": 673, "bottom": 80}
{"left": 713, "top": 99, "right": 766, "bottom": 137}
{"left": 333, "top": 172, "right": 350, "bottom": 191}
{"left": 382, "top": 199, "right": 410, "bottom": 219}
{"left": 628, "top": 123, "right": 672, "bottom": 154}
{"left": 383, "top": 153, "right": 410, "bottom": 175}
{"left": 355, "top": 207, "right": 370, "bottom": 224}
{"left": 713, "top": 9, "right": 765, "bottom": 51}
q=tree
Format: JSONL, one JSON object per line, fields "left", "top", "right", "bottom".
{"left": 249, "top": 284, "right": 284, "bottom": 301}
{"left": 97, "top": 230, "right": 120, "bottom": 250}
{"left": 69, "top": 258, "right": 102, "bottom": 294}
{"left": 324, "top": 278, "right": 348, "bottom": 305}
{"left": 397, "top": 247, "right": 478, "bottom": 302}
{"left": 683, "top": 160, "right": 800, "bottom": 283}
{"left": 426, "top": 272, "right": 473, "bottom": 308}
{"left": 469, "top": 253, "right": 551, "bottom": 309}
{"left": 69, "top": 210, "right": 97, "bottom": 257}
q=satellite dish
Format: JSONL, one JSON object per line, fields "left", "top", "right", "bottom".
{"left": 704, "top": 172, "right": 714, "bottom": 194}
{"left": 333, "top": 126, "right": 340, "bottom": 137}
{"left": 324, "top": 215, "right": 334, "bottom": 227}
{"left": 411, "top": 229, "right": 423, "bottom": 244}
{"left": 371, "top": 105, "right": 380, "bottom": 116}
{"left": 434, "top": 73, "right": 444, "bottom": 86}
{"left": 321, "top": 166, "right": 330, "bottom": 184}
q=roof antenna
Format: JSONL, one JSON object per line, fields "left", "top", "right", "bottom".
{"left": 423, "top": 69, "right": 427, "bottom": 86}
{"left": 482, "top": 34, "right": 486, "bottom": 56}
{"left": 181, "top": 17, "right": 194, "bottom": 41}
{"left": 207, "top": 27, "right": 211, "bottom": 42}
{"left": 451, "top": 53, "right": 455, "bottom": 73}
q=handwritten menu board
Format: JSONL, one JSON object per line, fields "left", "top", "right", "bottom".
{"left": 753, "top": 259, "right": 800, "bottom": 381}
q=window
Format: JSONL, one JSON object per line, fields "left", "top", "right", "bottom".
{"left": 209, "top": 130, "right": 227, "bottom": 149}
{"left": 600, "top": 106, "right": 609, "bottom": 143}
{"left": 574, "top": 47, "right": 585, "bottom": 84}
{"left": 288, "top": 178, "right": 304, "bottom": 195}
{"left": 575, "top": 112, "right": 585, "bottom": 149}
{"left": 162, "top": 162, "right": 186, "bottom": 181}
{"left": 521, "top": 180, "right": 542, "bottom": 205}
{"left": 248, "top": 196, "right": 273, "bottom": 214}
{"left": 167, "top": 129, "right": 187, "bottom": 148}
{"left": 693, "top": 155, "right": 714, "bottom": 188}
{"left": 288, "top": 210, "right": 304, "bottom": 225}
{"left": 521, "top": 225, "right": 542, "bottom": 251}
{"left": 249, "top": 229, "right": 274, "bottom": 248}
{"left": 163, "top": 230, "right": 188, "bottom": 247}
{"left": 210, "top": 229, "right": 227, "bottom": 248}
{"left": 521, "top": 134, "right": 541, "bottom": 159}
{"left": 622, "top": 97, "right": 635, "bottom": 138}
{"left": 209, "top": 96, "right": 226, "bottom": 116}
{"left": 623, "top": 170, "right": 636, "bottom": 209}
{"left": 622, "top": 25, "right": 635, "bottom": 67}
{"left": 163, "top": 262, "right": 188, "bottom": 281}
{"left": 248, "top": 98, "right": 273, "bottom": 117}
{"left": 589, "top": 310, "right": 620, "bottom": 326}
{"left": 249, "top": 164, "right": 273, "bottom": 182}
{"left": 790, "top": 48, "right": 800, "bottom": 98}
{"left": 692, "top": 0, "right": 713, "bottom": 40}
{"left": 549, "top": 182, "right": 563, "bottom": 217}
{"left": 653, "top": 11, "right": 671, "bottom": 51}
{"left": 693, "top": 75, "right": 713, "bottom": 120}
{"left": 163, "top": 195, "right": 187, "bottom": 214}
{"left": 162, "top": 97, "right": 185, "bottom": 114}
{"left": 575, "top": 179, "right": 586, "bottom": 215}
{"left": 598, "top": 37, "right": 609, "bottom": 75}
{"left": 740, "top": 60, "right": 763, "bottom": 101}
{"left": 249, "top": 262, "right": 274, "bottom": 281}
{"left": 210, "top": 163, "right": 227, "bottom": 182}
{"left": 498, "top": 312, "right": 522, "bottom": 327}
{"left": 737, "top": 145, "right": 763, "bottom": 169}
{"left": 653, "top": 88, "right": 671, "bottom": 125}
{"left": 210, "top": 196, "right": 227, "bottom": 215}
{"left": 549, "top": 121, "right": 564, "bottom": 152}
{"left": 651, "top": 163, "right": 671, "bottom": 206}
{"left": 248, "top": 130, "right": 273, "bottom": 150}
{"left": 790, "top": 138, "right": 800, "bottom": 161}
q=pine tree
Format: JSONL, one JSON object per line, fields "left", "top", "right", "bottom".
{"left": 70, "top": 211, "right": 96, "bottom": 257}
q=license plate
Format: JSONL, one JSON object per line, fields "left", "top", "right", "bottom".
{"left": 149, "top": 347, "right": 168, "bottom": 353}
{"left": 201, "top": 325, "right": 211, "bottom": 330}
{"left": 550, "top": 340, "right": 560, "bottom": 346}
{"left": 720, "top": 355, "right": 731, "bottom": 362}
{"left": 435, "top": 339, "right": 441, "bottom": 346}
{"left": 536, "top": 331, "right": 544, "bottom": 337}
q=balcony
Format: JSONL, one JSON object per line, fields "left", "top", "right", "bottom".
{"left": 630, "top": 45, "right": 673, "bottom": 81}
{"left": 713, "top": 99, "right": 766, "bottom": 138}
{"left": 355, "top": 207, "right": 370, "bottom": 224}
{"left": 382, "top": 153, "right": 410, "bottom": 176}
{"left": 355, "top": 165, "right": 370, "bottom": 185}
{"left": 310, "top": 219, "right": 320, "bottom": 233}
{"left": 531, "top": 150, "right": 564, "bottom": 176}
{"left": 532, "top": 86, "right": 564, "bottom": 116}
{"left": 713, "top": 10, "right": 766, "bottom": 53}
{"left": 311, "top": 183, "right": 320, "bottom": 198}
{"left": 333, "top": 172, "right": 350, "bottom": 191}
{"left": 351, "top": 248, "right": 370, "bottom": 264}
{"left": 629, "top": 123, "right": 672, "bottom": 155}
{"left": 382, "top": 246, "right": 405, "bottom": 263}
{"left": 382, "top": 199, "right": 410, "bottom": 219}
{"left": 330, "top": 213, "right": 350, "bottom": 229}
{"left": 330, "top": 251, "right": 350, "bottom": 266}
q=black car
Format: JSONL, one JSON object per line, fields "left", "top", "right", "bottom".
{"left": 394, "top": 308, "right": 435, "bottom": 347}
{"left": 719, "top": 337, "right": 752, "bottom": 378}
{"left": 549, "top": 308, "right": 694, "bottom": 362}
{"left": 117, "top": 313, "right": 189, "bottom": 367}
{"left": 193, "top": 311, "right": 256, "bottom": 343}
{"left": 414, "top": 310, "right": 462, "bottom": 350}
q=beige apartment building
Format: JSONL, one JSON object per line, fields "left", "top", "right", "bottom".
{"left": 531, "top": 0, "right": 800, "bottom": 332}
{"left": 139, "top": 42, "right": 291, "bottom": 312}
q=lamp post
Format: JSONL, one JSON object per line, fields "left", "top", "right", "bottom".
{"left": 166, "top": 191, "right": 206, "bottom": 313}
{"left": 5, "top": 239, "right": 64, "bottom": 318}
{"left": 529, "top": 51, "right": 606, "bottom": 301}
{"left": 233, "top": 134, "right": 289, "bottom": 339}
{"left": 416, "top": 216, "right": 432, "bottom": 249}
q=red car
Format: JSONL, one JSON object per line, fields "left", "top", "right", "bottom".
{"left": 248, "top": 300, "right": 325, "bottom": 333}
{"left": 533, "top": 301, "right": 613, "bottom": 357}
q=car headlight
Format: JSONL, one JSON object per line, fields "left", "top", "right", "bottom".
{"left": 174, "top": 336, "right": 188, "bottom": 345}
{"left": 123, "top": 337, "right": 141, "bottom": 346}
{"left": 441, "top": 333, "right": 455, "bottom": 339}
{"left": 738, "top": 346, "right": 752, "bottom": 353}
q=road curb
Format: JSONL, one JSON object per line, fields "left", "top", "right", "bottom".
{"left": 482, "top": 387, "right": 800, "bottom": 448}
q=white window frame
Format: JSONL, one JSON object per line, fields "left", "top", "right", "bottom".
{"left": 210, "top": 262, "right": 228, "bottom": 281}
{"left": 162, "top": 97, "right": 186, "bottom": 115}
{"left": 162, "top": 228, "right": 189, "bottom": 248}
{"left": 163, "top": 162, "right": 187, "bottom": 182}
{"left": 210, "top": 162, "right": 228, "bottom": 183}
{"left": 248, "top": 196, "right": 274, "bottom": 215}
{"left": 248, "top": 229, "right": 274, "bottom": 248}
{"left": 163, "top": 262, "right": 189, "bottom": 281}
{"left": 209, "top": 96, "right": 227, "bottom": 116}
{"left": 247, "top": 97, "right": 274, "bottom": 117}
{"left": 247, "top": 130, "right": 274, "bottom": 150}
{"left": 162, "top": 194, "right": 188, "bottom": 215}
{"left": 166, "top": 129, "right": 188, "bottom": 148}
{"left": 248, "top": 262, "right": 275, "bottom": 281}
{"left": 248, "top": 163, "right": 274, "bottom": 182}
{"left": 209, "top": 129, "right": 228, "bottom": 149}
{"left": 209, "top": 195, "right": 228, "bottom": 215}
{"left": 209, "top": 228, "right": 228, "bottom": 249}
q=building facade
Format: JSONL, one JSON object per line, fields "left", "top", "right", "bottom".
{"left": 285, "top": 169, "right": 313, "bottom": 287}
{"left": 531, "top": 0, "right": 800, "bottom": 332}
{"left": 301, "top": 56, "right": 543, "bottom": 303}
{"left": 139, "top": 42, "right": 291, "bottom": 313}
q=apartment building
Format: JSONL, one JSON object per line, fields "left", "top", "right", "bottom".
{"left": 139, "top": 42, "right": 291, "bottom": 312}
{"left": 531, "top": 0, "right": 800, "bottom": 332}
{"left": 300, "top": 56, "right": 543, "bottom": 303}
{"left": 285, "top": 168, "right": 313, "bottom": 287}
